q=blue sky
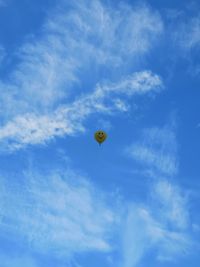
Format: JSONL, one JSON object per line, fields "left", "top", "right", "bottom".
{"left": 0, "top": 0, "right": 200, "bottom": 266}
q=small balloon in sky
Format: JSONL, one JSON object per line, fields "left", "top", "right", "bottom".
{"left": 94, "top": 130, "right": 107, "bottom": 145}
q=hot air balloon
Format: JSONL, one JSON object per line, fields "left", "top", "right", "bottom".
{"left": 94, "top": 130, "right": 107, "bottom": 145}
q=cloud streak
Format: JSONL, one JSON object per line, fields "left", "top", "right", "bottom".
{"left": 122, "top": 123, "right": 194, "bottom": 266}
{"left": 0, "top": 168, "right": 117, "bottom": 257}
{"left": 122, "top": 178, "right": 193, "bottom": 267}
{"left": 176, "top": 15, "right": 200, "bottom": 51}
{"left": 126, "top": 125, "right": 178, "bottom": 176}
{"left": 0, "top": 0, "right": 163, "bottom": 151}
{"left": 0, "top": 0, "right": 163, "bottom": 117}
{"left": 0, "top": 71, "right": 163, "bottom": 151}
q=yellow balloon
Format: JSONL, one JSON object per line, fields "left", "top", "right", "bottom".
{"left": 94, "top": 130, "right": 107, "bottom": 145}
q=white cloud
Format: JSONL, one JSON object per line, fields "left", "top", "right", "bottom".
{"left": 0, "top": 71, "right": 163, "bottom": 151}
{"left": 0, "top": 0, "right": 163, "bottom": 118}
{"left": 177, "top": 15, "right": 200, "bottom": 50}
{"left": 0, "top": 168, "right": 117, "bottom": 256}
{"left": 152, "top": 179, "right": 189, "bottom": 230}
{"left": 51, "top": 1, "right": 163, "bottom": 61}
{"left": 140, "top": 207, "right": 192, "bottom": 261}
{"left": 0, "top": 0, "right": 163, "bottom": 151}
{"left": 100, "top": 70, "right": 163, "bottom": 96}
{"left": 0, "top": 168, "right": 192, "bottom": 266}
{"left": 126, "top": 125, "right": 178, "bottom": 176}
{"left": 122, "top": 122, "right": 194, "bottom": 266}
{"left": 122, "top": 205, "right": 149, "bottom": 267}
{"left": 170, "top": 13, "right": 200, "bottom": 76}
{"left": 122, "top": 179, "right": 193, "bottom": 267}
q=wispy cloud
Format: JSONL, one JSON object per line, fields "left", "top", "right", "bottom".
{"left": 167, "top": 11, "right": 200, "bottom": 76}
{"left": 0, "top": 168, "right": 117, "bottom": 257}
{"left": 0, "top": 71, "right": 163, "bottom": 151}
{"left": 0, "top": 122, "right": 195, "bottom": 266}
{"left": 0, "top": 165, "right": 193, "bottom": 266}
{"left": 122, "top": 122, "right": 194, "bottom": 266}
{"left": 122, "top": 178, "right": 193, "bottom": 267}
{"left": 0, "top": 0, "right": 163, "bottom": 117}
{"left": 122, "top": 205, "right": 149, "bottom": 267}
{"left": 152, "top": 179, "right": 189, "bottom": 230}
{"left": 147, "top": 180, "right": 192, "bottom": 261}
{"left": 176, "top": 15, "right": 200, "bottom": 50}
{"left": 126, "top": 125, "right": 178, "bottom": 176}
{"left": 0, "top": 0, "right": 163, "bottom": 151}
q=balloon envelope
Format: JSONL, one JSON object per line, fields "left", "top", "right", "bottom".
{"left": 94, "top": 130, "right": 107, "bottom": 144}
